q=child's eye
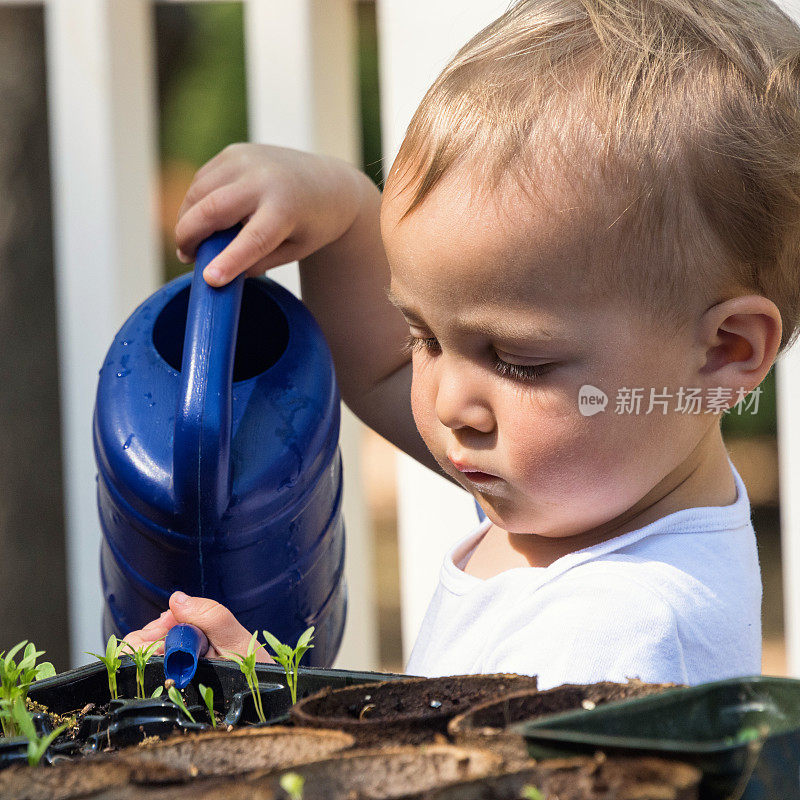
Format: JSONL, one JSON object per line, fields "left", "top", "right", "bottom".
{"left": 403, "top": 333, "right": 441, "bottom": 356}
{"left": 492, "top": 357, "right": 553, "bottom": 383}
{"left": 404, "top": 335, "right": 552, "bottom": 382}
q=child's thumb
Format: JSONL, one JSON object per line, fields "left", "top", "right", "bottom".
{"left": 168, "top": 591, "right": 269, "bottom": 661}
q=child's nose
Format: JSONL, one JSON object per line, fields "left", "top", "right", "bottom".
{"left": 434, "top": 360, "right": 495, "bottom": 433}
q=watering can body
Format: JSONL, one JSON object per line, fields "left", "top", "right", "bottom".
{"left": 94, "top": 228, "right": 346, "bottom": 666}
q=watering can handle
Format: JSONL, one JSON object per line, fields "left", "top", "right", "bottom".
{"left": 173, "top": 226, "right": 244, "bottom": 529}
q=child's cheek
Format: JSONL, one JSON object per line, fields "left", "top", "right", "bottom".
{"left": 409, "top": 366, "right": 437, "bottom": 445}
{"left": 507, "top": 408, "right": 634, "bottom": 519}
{"left": 509, "top": 407, "right": 676, "bottom": 534}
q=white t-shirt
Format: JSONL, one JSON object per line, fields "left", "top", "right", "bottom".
{"left": 405, "top": 459, "right": 762, "bottom": 689}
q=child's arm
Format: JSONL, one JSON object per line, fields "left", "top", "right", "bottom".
{"left": 175, "top": 143, "right": 448, "bottom": 480}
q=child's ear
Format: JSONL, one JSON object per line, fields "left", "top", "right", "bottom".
{"left": 696, "top": 295, "right": 782, "bottom": 391}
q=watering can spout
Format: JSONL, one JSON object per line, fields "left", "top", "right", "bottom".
{"left": 173, "top": 226, "right": 243, "bottom": 531}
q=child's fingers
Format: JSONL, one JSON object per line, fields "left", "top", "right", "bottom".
{"left": 122, "top": 609, "right": 177, "bottom": 652}
{"left": 176, "top": 160, "right": 244, "bottom": 224}
{"left": 157, "top": 610, "right": 178, "bottom": 632}
{"left": 174, "top": 181, "right": 258, "bottom": 261}
{"left": 168, "top": 591, "right": 274, "bottom": 663}
{"left": 188, "top": 143, "right": 246, "bottom": 188}
{"left": 201, "top": 207, "right": 294, "bottom": 287}
{"left": 122, "top": 627, "right": 165, "bottom": 654}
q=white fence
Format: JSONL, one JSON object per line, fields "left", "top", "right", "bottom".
{"left": 4, "top": 0, "right": 800, "bottom": 674}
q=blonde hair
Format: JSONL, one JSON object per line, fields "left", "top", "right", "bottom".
{"left": 388, "top": 0, "right": 800, "bottom": 353}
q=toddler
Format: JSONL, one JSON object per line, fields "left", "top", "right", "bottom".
{"left": 125, "top": 0, "right": 800, "bottom": 688}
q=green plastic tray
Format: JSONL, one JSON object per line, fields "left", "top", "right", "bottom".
{"left": 513, "top": 676, "right": 800, "bottom": 800}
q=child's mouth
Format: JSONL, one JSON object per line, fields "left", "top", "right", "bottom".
{"left": 461, "top": 471, "right": 498, "bottom": 484}
{"left": 448, "top": 456, "right": 499, "bottom": 484}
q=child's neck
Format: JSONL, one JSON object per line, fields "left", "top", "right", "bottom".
{"left": 462, "top": 423, "right": 737, "bottom": 577}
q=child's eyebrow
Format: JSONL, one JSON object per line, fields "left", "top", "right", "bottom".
{"left": 385, "top": 285, "right": 408, "bottom": 311}
{"left": 385, "top": 286, "right": 562, "bottom": 344}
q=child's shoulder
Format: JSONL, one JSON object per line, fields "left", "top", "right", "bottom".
{"left": 541, "top": 509, "right": 760, "bottom": 613}
{"left": 483, "top": 542, "right": 761, "bottom": 685}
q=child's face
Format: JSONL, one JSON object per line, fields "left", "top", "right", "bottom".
{"left": 381, "top": 167, "right": 713, "bottom": 536}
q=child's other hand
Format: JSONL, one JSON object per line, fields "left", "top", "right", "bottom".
{"left": 175, "top": 143, "right": 368, "bottom": 288}
{"left": 122, "top": 591, "right": 273, "bottom": 662}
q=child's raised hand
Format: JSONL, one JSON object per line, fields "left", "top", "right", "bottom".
{"left": 122, "top": 591, "right": 273, "bottom": 662}
{"left": 175, "top": 143, "right": 369, "bottom": 288}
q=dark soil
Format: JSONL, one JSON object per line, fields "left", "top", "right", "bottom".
{"left": 449, "top": 680, "right": 682, "bottom": 736}
{"left": 291, "top": 674, "right": 539, "bottom": 745}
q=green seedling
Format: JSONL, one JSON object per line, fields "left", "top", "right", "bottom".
{"left": 521, "top": 786, "right": 545, "bottom": 800}
{"left": 122, "top": 639, "right": 163, "bottom": 699}
{"left": 167, "top": 685, "right": 196, "bottom": 723}
{"left": 11, "top": 697, "right": 67, "bottom": 767}
{"left": 0, "top": 698, "right": 12, "bottom": 735}
{"left": 0, "top": 640, "right": 55, "bottom": 737}
{"left": 86, "top": 635, "right": 127, "bottom": 700}
{"left": 226, "top": 631, "right": 267, "bottom": 723}
{"left": 263, "top": 626, "right": 315, "bottom": 706}
{"left": 279, "top": 772, "right": 305, "bottom": 800}
{"left": 151, "top": 685, "right": 164, "bottom": 698}
{"left": 198, "top": 683, "right": 216, "bottom": 728}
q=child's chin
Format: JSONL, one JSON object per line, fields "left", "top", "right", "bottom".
{"left": 474, "top": 501, "right": 537, "bottom": 534}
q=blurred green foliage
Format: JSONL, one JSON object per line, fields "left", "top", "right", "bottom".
{"left": 357, "top": 2, "right": 384, "bottom": 187}
{"left": 721, "top": 365, "right": 776, "bottom": 438}
{"left": 155, "top": 2, "right": 383, "bottom": 281}
{"left": 157, "top": 2, "right": 247, "bottom": 167}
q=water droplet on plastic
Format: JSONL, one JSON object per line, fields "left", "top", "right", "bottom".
{"left": 116, "top": 370, "right": 130, "bottom": 378}
{"left": 285, "top": 541, "right": 300, "bottom": 561}
{"left": 123, "top": 434, "right": 134, "bottom": 450}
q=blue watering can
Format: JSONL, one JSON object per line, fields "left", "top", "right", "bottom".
{"left": 93, "top": 227, "right": 347, "bottom": 666}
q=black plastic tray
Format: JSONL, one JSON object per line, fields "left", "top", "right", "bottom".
{"left": 28, "top": 656, "right": 402, "bottom": 719}
{"left": 0, "top": 657, "right": 402, "bottom": 768}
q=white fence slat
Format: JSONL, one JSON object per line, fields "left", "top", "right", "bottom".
{"left": 244, "top": 0, "right": 379, "bottom": 670}
{"left": 775, "top": 0, "right": 800, "bottom": 678}
{"left": 778, "top": 347, "right": 800, "bottom": 676}
{"left": 45, "top": 0, "right": 160, "bottom": 666}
